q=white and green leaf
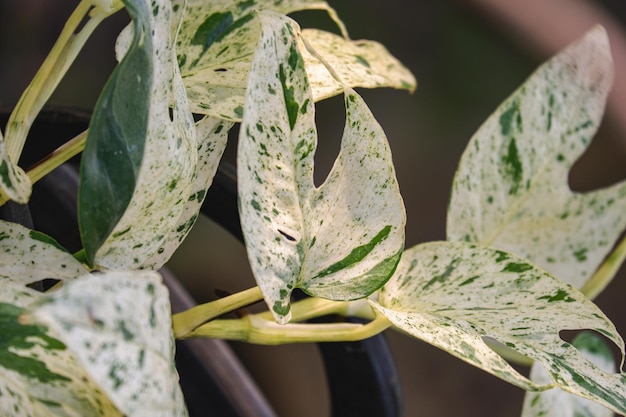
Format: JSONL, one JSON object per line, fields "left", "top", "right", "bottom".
{"left": 167, "top": 0, "right": 415, "bottom": 120}
{"left": 29, "top": 271, "right": 187, "bottom": 417}
{"left": 0, "top": 129, "right": 31, "bottom": 204}
{"left": 522, "top": 331, "right": 616, "bottom": 417}
{"left": 80, "top": 0, "right": 199, "bottom": 270}
{"left": 371, "top": 241, "right": 626, "bottom": 415}
{"left": 239, "top": 11, "right": 405, "bottom": 323}
{"left": 0, "top": 220, "right": 89, "bottom": 290}
{"left": 0, "top": 283, "right": 122, "bottom": 417}
{"left": 140, "top": 116, "right": 232, "bottom": 268}
{"left": 446, "top": 26, "right": 626, "bottom": 292}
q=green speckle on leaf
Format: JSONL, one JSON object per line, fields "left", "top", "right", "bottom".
{"left": 423, "top": 258, "right": 460, "bottom": 290}
{"left": 313, "top": 225, "right": 393, "bottom": 279}
{"left": 251, "top": 199, "right": 262, "bottom": 211}
{"left": 502, "top": 262, "right": 533, "bottom": 273}
{"left": 499, "top": 100, "right": 522, "bottom": 136}
{"left": 355, "top": 55, "right": 370, "bottom": 67}
{"left": 459, "top": 275, "right": 480, "bottom": 287}
{"left": 538, "top": 289, "right": 576, "bottom": 302}
{"left": 0, "top": 160, "right": 11, "bottom": 188}
{"left": 278, "top": 64, "right": 299, "bottom": 131}
{"left": 503, "top": 138, "right": 523, "bottom": 194}
{"left": 272, "top": 301, "right": 290, "bottom": 316}
{"left": 573, "top": 248, "right": 588, "bottom": 262}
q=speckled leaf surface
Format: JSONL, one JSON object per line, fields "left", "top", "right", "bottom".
{"left": 522, "top": 332, "right": 615, "bottom": 417}
{"left": 0, "top": 220, "right": 89, "bottom": 289}
{"left": 446, "top": 27, "right": 626, "bottom": 291}
{"left": 371, "top": 241, "right": 626, "bottom": 415}
{"left": 140, "top": 116, "right": 232, "bottom": 268}
{"left": 81, "top": 0, "right": 198, "bottom": 270}
{"left": 0, "top": 283, "right": 122, "bottom": 417}
{"left": 0, "top": 130, "right": 30, "bottom": 204}
{"left": 239, "top": 12, "right": 405, "bottom": 323}
{"left": 29, "top": 271, "right": 187, "bottom": 417}
{"left": 300, "top": 28, "right": 416, "bottom": 101}
{"left": 166, "top": 0, "right": 415, "bottom": 120}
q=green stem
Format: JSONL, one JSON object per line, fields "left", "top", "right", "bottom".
{"left": 172, "top": 286, "right": 264, "bottom": 338}
{"left": 187, "top": 313, "right": 391, "bottom": 345}
{"left": 3, "top": 0, "right": 121, "bottom": 162}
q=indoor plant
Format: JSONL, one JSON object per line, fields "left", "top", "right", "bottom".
{"left": 1, "top": 0, "right": 626, "bottom": 416}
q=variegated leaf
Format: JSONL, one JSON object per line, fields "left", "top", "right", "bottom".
{"left": 163, "top": 0, "right": 415, "bottom": 120}
{"left": 29, "top": 271, "right": 187, "bottom": 417}
{"left": 239, "top": 11, "right": 405, "bottom": 323}
{"left": 300, "top": 28, "right": 416, "bottom": 101}
{"left": 446, "top": 26, "right": 626, "bottom": 292}
{"left": 0, "top": 283, "right": 122, "bottom": 417}
{"left": 522, "top": 331, "right": 615, "bottom": 417}
{"left": 371, "top": 241, "right": 626, "bottom": 415}
{"left": 0, "top": 129, "right": 30, "bottom": 204}
{"left": 81, "top": 0, "right": 199, "bottom": 270}
{"left": 140, "top": 116, "right": 232, "bottom": 268}
{"left": 0, "top": 220, "right": 89, "bottom": 290}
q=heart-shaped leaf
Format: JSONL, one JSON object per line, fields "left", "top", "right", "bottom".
{"left": 446, "top": 26, "right": 625, "bottom": 291}
{"left": 522, "top": 331, "right": 615, "bottom": 417}
{"left": 371, "top": 241, "right": 626, "bottom": 415}
{"left": 0, "top": 283, "right": 122, "bottom": 417}
{"left": 29, "top": 271, "right": 187, "bottom": 417}
{"left": 0, "top": 220, "right": 89, "bottom": 290}
{"left": 238, "top": 11, "right": 405, "bottom": 323}
{"left": 0, "top": 129, "right": 30, "bottom": 204}
{"left": 79, "top": 0, "right": 200, "bottom": 270}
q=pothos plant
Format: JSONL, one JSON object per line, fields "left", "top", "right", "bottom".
{"left": 0, "top": 0, "right": 625, "bottom": 415}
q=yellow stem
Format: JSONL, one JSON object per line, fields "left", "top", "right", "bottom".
{"left": 581, "top": 234, "right": 626, "bottom": 300}
{"left": 188, "top": 313, "right": 392, "bottom": 345}
{"left": 172, "top": 286, "right": 264, "bottom": 338}
{"left": 4, "top": 0, "right": 120, "bottom": 162}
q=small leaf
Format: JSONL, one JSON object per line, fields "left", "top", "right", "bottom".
{"left": 29, "top": 271, "right": 187, "bottom": 417}
{"left": 371, "top": 241, "right": 626, "bottom": 415}
{"left": 0, "top": 284, "right": 122, "bottom": 416}
{"left": 81, "top": 0, "right": 199, "bottom": 270}
{"left": 446, "top": 26, "right": 625, "bottom": 291}
{"left": 0, "top": 129, "right": 31, "bottom": 204}
{"left": 0, "top": 220, "right": 89, "bottom": 290}
{"left": 522, "top": 332, "right": 615, "bottom": 417}
{"left": 239, "top": 11, "right": 405, "bottom": 323}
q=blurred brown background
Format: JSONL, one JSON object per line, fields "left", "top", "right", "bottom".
{"left": 1, "top": 1, "right": 626, "bottom": 416}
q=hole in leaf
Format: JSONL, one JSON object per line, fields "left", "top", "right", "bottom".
{"left": 559, "top": 329, "right": 620, "bottom": 371}
{"left": 26, "top": 278, "right": 61, "bottom": 292}
{"left": 214, "top": 68, "right": 227, "bottom": 72}
{"left": 278, "top": 229, "right": 296, "bottom": 242}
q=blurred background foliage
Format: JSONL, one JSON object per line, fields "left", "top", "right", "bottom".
{"left": 1, "top": 1, "right": 626, "bottom": 416}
